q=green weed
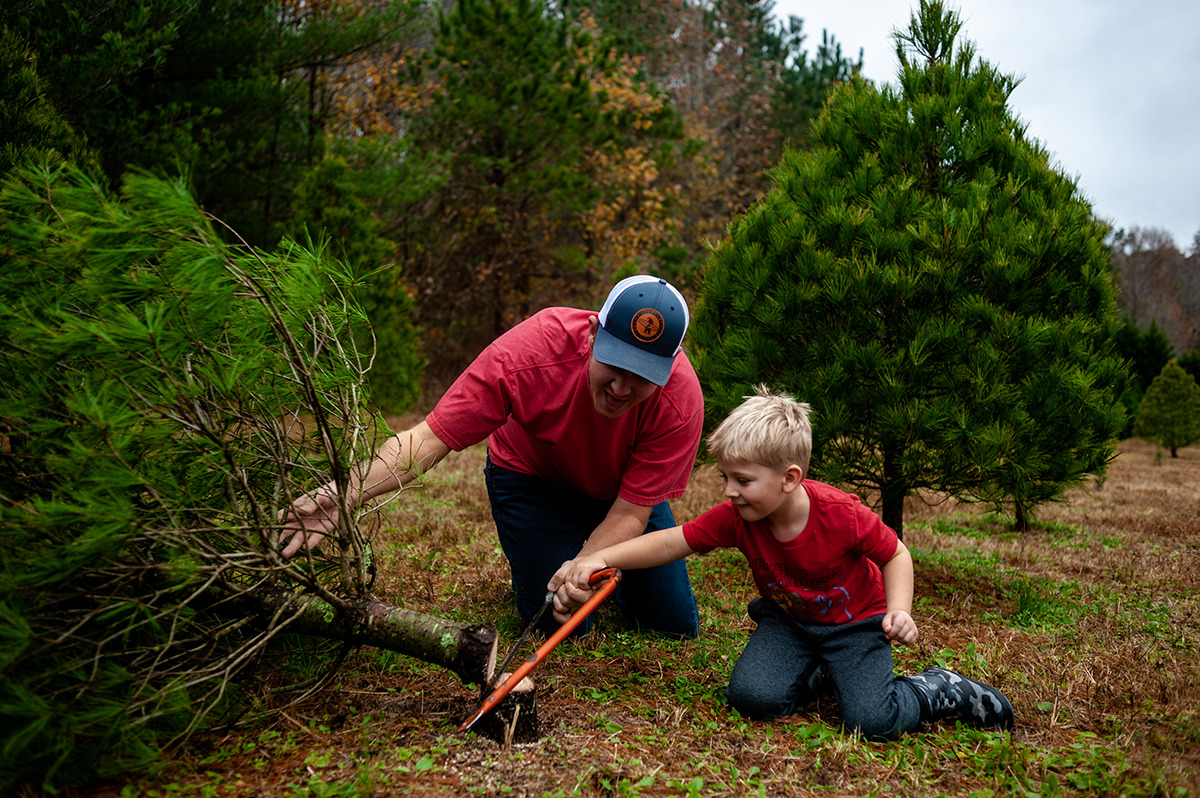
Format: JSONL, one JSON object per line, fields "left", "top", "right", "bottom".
{"left": 926, "top": 515, "right": 989, "bottom": 539}
{"left": 1009, "top": 577, "right": 1080, "bottom": 628}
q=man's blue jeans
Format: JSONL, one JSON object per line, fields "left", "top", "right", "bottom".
{"left": 484, "top": 457, "right": 699, "bottom": 639}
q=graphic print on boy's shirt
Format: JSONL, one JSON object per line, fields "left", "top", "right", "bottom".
{"left": 764, "top": 578, "right": 852, "bottom": 623}
{"left": 755, "top": 555, "right": 852, "bottom": 622}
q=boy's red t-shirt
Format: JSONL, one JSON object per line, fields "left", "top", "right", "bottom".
{"left": 426, "top": 307, "right": 703, "bottom": 505}
{"left": 682, "top": 481, "right": 899, "bottom": 624}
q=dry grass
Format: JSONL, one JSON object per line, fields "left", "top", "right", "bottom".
{"left": 65, "top": 435, "right": 1200, "bottom": 797}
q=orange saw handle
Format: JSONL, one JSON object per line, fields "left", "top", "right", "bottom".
{"left": 458, "top": 568, "right": 621, "bottom": 732}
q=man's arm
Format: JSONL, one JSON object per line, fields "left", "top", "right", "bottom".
{"left": 576, "top": 496, "right": 654, "bottom": 557}
{"left": 538, "top": 497, "right": 651, "bottom": 616}
{"left": 280, "top": 420, "right": 452, "bottom": 557}
{"left": 355, "top": 420, "right": 452, "bottom": 501}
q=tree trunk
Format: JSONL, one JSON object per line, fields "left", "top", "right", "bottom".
{"left": 1013, "top": 499, "right": 1029, "bottom": 531}
{"left": 214, "top": 583, "right": 498, "bottom": 685}
{"left": 881, "top": 448, "right": 906, "bottom": 540}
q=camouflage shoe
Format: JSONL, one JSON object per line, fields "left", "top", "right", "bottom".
{"left": 902, "top": 667, "right": 1015, "bottom": 730}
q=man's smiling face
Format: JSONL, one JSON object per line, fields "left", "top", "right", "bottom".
{"left": 586, "top": 316, "right": 659, "bottom": 418}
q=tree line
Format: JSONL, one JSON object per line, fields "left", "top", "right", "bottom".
{"left": 2, "top": 0, "right": 861, "bottom": 402}
{"left": 1110, "top": 227, "right": 1200, "bottom": 420}
{"left": 4, "top": 0, "right": 1193, "bottom": 410}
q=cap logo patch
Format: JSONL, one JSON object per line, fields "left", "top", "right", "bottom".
{"left": 630, "top": 308, "right": 665, "bottom": 343}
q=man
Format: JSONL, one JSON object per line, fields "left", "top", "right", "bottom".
{"left": 283, "top": 275, "right": 703, "bottom": 637}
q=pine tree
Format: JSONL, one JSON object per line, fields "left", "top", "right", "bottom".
{"left": 1125, "top": 318, "right": 1176, "bottom": 392}
{"left": 393, "top": 0, "right": 688, "bottom": 385}
{"left": 1, "top": 0, "right": 418, "bottom": 245}
{"left": 1179, "top": 350, "right": 1200, "bottom": 385}
{"left": 288, "top": 154, "right": 426, "bottom": 414}
{"left": 690, "top": 1, "right": 1129, "bottom": 535}
{"left": 1135, "top": 360, "right": 1200, "bottom": 457}
{"left": 0, "top": 29, "right": 99, "bottom": 178}
{"left": 1111, "top": 316, "right": 1176, "bottom": 432}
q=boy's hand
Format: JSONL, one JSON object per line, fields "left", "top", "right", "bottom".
{"left": 882, "top": 609, "right": 918, "bottom": 646}
{"left": 547, "top": 556, "right": 608, "bottom": 624}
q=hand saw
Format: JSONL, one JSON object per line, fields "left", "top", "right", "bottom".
{"left": 458, "top": 568, "right": 622, "bottom": 732}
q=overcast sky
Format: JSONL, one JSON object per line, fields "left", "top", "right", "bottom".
{"left": 773, "top": 0, "right": 1200, "bottom": 251}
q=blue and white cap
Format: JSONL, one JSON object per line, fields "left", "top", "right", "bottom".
{"left": 593, "top": 275, "right": 689, "bottom": 387}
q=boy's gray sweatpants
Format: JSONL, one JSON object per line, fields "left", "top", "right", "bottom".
{"left": 725, "top": 598, "right": 922, "bottom": 740}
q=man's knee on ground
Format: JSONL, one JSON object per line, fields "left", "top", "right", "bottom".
{"left": 627, "top": 598, "right": 699, "bottom": 640}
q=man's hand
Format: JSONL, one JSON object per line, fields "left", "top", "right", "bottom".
{"left": 882, "top": 609, "right": 918, "bottom": 646}
{"left": 547, "top": 555, "right": 609, "bottom": 624}
{"left": 279, "top": 488, "right": 340, "bottom": 558}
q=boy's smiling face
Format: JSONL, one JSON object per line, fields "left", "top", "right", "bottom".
{"left": 717, "top": 459, "right": 793, "bottom": 522}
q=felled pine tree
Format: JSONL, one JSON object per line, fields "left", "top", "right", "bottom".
{"left": 0, "top": 160, "right": 496, "bottom": 792}
{"left": 690, "top": 0, "right": 1129, "bottom": 535}
{"left": 1135, "top": 360, "right": 1200, "bottom": 457}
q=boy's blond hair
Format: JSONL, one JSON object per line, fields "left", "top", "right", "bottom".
{"left": 706, "top": 385, "right": 812, "bottom": 474}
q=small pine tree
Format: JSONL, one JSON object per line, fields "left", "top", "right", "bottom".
{"left": 0, "top": 157, "right": 383, "bottom": 790}
{"left": 690, "top": 1, "right": 1129, "bottom": 534}
{"left": 1135, "top": 360, "right": 1200, "bottom": 457}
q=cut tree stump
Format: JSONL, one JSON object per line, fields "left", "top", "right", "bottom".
{"left": 473, "top": 671, "right": 539, "bottom": 744}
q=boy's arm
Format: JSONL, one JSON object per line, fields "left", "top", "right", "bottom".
{"left": 880, "top": 539, "right": 918, "bottom": 646}
{"left": 547, "top": 526, "right": 696, "bottom": 623}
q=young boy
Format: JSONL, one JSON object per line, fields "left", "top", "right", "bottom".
{"left": 548, "top": 386, "right": 1014, "bottom": 739}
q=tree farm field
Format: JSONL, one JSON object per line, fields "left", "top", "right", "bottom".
{"left": 64, "top": 433, "right": 1199, "bottom": 798}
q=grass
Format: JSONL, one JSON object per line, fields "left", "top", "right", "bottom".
{"left": 51, "top": 435, "right": 1200, "bottom": 797}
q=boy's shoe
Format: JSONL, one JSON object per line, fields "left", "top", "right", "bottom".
{"left": 902, "top": 667, "right": 1015, "bottom": 730}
